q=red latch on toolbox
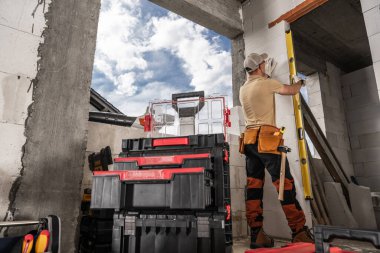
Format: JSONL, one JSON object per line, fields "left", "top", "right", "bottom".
{"left": 224, "top": 108, "right": 231, "bottom": 127}
{"left": 152, "top": 137, "right": 189, "bottom": 147}
{"left": 143, "top": 114, "right": 152, "bottom": 132}
{"left": 225, "top": 204, "right": 231, "bottom": 221}
{"left": 94, "top": 167, "right": 204, "bottom": 181}
{"left": 114, "top": 153, "right": 210, "bottom": 166}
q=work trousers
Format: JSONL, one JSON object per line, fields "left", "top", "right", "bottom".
{"left": 245, "top": 143, "right": 306, "bottom": 233}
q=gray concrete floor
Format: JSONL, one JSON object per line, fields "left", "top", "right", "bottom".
{"left": 231, "top": 237, "right": 380, "bottom": 253}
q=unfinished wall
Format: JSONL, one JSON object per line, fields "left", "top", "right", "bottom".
{"left": 341, "top": 65, "right": 380, "bottom": 191}
{"left": 0, "top": 0, "right": 50, "bottom": 220}
{"left": 361, "top": 0, "right": 380, "bottom": 96}
{"left": 320, "top": 63, "right": 355, "bottom": 177}
{"left": 2, "top": 0, "right": 102, "bottom": 252}
{"left": 241, "top": 0, "right": 312, "bottom": 239}
{"left": 82, "top": 122, "right": 145, "bottom": 192}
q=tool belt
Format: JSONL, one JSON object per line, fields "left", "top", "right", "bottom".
{"left": 239, "top": 125, "right": 284, "bottom": 155}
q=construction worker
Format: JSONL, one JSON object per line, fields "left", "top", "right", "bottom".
{"left": 239, "top": 53, "right": 313, "bottom": 249}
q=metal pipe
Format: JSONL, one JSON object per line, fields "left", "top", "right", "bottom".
{"left": 0, "top": 220, "right": 42, "bottom": 227}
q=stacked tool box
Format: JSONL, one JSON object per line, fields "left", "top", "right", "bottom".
{"left": 91, "top": 133, "right": 232, "bottom": 253}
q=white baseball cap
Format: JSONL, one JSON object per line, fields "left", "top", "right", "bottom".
{"left": 244, "top": 53, "right": 268, "bottom": 72}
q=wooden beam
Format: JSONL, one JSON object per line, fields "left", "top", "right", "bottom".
{"left": 268, "top": 0, "right": 328, "bottom": 28}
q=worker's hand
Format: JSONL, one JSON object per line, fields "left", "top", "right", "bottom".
{"left": 265, "top": 58, "right": 277, "bottom": 78}
{"left": 293, "top": 75, "right": 305, "bottom": 86}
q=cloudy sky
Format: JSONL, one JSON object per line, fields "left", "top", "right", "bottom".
{"left": 91, "top": 0, "right": 232, "bottom": 116}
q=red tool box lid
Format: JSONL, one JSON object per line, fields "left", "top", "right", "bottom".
{"left": 244, "top": 243, "right": 353, "bottom": 253}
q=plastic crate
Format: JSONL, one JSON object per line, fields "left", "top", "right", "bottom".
{"left": 112, "top": 213, "right": 232, "bottom": 253}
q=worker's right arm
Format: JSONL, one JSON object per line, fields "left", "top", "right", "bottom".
{"left": 277, "top": 81, "right": 303, "bottom": 95}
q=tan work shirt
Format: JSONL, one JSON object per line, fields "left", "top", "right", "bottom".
{"left": 239, "top": 75, "right": 283, "bottom": 127}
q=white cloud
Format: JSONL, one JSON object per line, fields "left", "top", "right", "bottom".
{"left": 93, "top": 0, "right": 232, "bottom": 115}
{"left": 116, "top": 72, "right": 137, "bottom": 95}
{"left": 148, "top": 13, "right": 232, "bottom": 95}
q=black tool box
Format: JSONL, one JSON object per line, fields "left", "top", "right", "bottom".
{"left": 91, "top": 134, "right": 232, "bottom": 253}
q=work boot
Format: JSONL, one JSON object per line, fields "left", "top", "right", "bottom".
{"left": 250, "top": 227, "right": 274, "bottom": 249}
{"left": 292, "top": 226, "right": 314, "bottom": 243}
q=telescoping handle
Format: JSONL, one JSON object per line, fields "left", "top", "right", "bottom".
{"left": 314, "top": 225, "right": 380, "bottom": 253}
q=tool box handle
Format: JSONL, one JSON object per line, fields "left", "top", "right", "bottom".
{"left": 171, "top": 91, "right": 205, "bottom": 117}
{"left": 314, "top": 225, "right": 380, "bottom": 253}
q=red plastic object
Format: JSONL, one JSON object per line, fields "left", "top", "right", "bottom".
{"left": 152, "top": 137, "right": 189, "bottom": 147}
{"left": 143, "top": 114, "right": 152, "bottom": 132}
{"left": 244, "top": 243, "right": 353, "bottom": 253}
{"left": 224, "top": 149, "right": 229, "bottom": 163}
{"left": 225, "top": 204, "right": 231, "bottom": 221}
{"left": 114, "top": 153, "right": 210, "bottom": 166}
{"left": 94, "top": 167, "right": 204, "bottom": 181}
{"left": 224, "top": 108, "right": 231, "bottom": 127}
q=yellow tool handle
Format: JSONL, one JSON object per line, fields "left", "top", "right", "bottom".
{"left": 278, "top": 152, "right": 286, "bottom": 201}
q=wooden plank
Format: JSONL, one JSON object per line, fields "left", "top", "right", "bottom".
{"left": 268, "top": 0, "right": 328, "bottom": 28}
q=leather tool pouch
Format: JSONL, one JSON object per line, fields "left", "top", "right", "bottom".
{"left": 239, "top": 128, "right": 259, "bottom": 154}
{"left": 239, "top": 133, "right": 245, "bottom": 154}
{"left": 258, "top": 125, "right": 283, "bottom": 155}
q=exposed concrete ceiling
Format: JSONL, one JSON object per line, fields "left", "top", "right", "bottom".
{"left": 292, "top": 0, "right": 372, "bottom": 74}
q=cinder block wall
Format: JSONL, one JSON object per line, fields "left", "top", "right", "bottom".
{"left": 361, "top": 0, "right": 380, "bottom": 95}
{"left": 341, "top": 65, "right": 380, "bottom": 191}
{"left": 82, "top": 122, "right": 145, "bottom": 192}
{"left": 0, "top": 0, "right": 50, "bottom": 221}
{"left": 319, "top": 63, "right": 355, "bottom": 177}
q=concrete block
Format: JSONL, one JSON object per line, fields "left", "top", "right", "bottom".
{"left": 227, "top": 134, "right": 240, "bottom": 146}
{"left": 364, "top": 5, "right": 380, "bottom": 36}
{"left": 342, "top": 85, "right": 352, "bottom": 99}
{"left": 230, "top": 165, "right": 247, "bottom": 189}
{"left": 369, "top": 33, "right": 380, "bottom": 62}
{"left": 349, "top": 118, "right": 380, "bottom": 136}
{"left": 355, "top": 161, "right": 380, "bottom": 177}
{"left": 353, "top": 162, "right": 365, "bottom": 177}
{"left": 0, "top": 74, "right": 33, "bottom": 125}
{"left": 358, "top": 131, "right": 380, "bottom": 148}
{"left": 86, "top": 122, "right": 145, "bottom": 154}
{"left": 305, "top": 73, "right": 321, "bottom": 95}
{"left": 263, "top": 209, "right": 291, "bottom": 239}
{"left": 232, "top": 211, "right": 248, "bottom": 238}
{"left": 341, "top": 65, "right": 375, "bottom": 87}
{"left": 310, "top": 105, "right": 325, "bottom": 121}
{"left": 0, "top": 0, "right": 50, "bottom": 36}
{"left": 308, "top": 92, "right": 323, "bottom": 107}
{"left": 357, "top": 176, "right": 380, "bottom": 191}
{"left": 348, "top": 184, "right": 377, "bottom": 229}
{"left": 231, "top": 188, "right": 246, "bottom": 212}
{"left": 346, "top": 104, "right": 380, "bottom": 123}
{"left": 230, "top": 144, "right": 246, "bottom": 166}
{"left": 0, "top": 25, "right": 42, "bottom": 77}
{"left": 349, "top": 135, "right": 361, "bottom": 149}
{"left": 324, "top": 182, "right": 358, "bottom": 228}
{"left": 360, "top": 0, "right": 380, "bottom": 12}
{"left": 353, "top": 147, "right": 380, "bottom": 163}
{"left": 345, "top": 92, "right": 379, "bottom": 111}
{"left": 0, "top": 123, "right": 26, "bottom": 217}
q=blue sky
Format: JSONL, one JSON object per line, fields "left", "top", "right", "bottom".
{"left": 91, "top": 0, "right": 232, "bottom": 116}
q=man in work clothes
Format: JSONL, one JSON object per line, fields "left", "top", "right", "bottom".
{"left": 239, "top": 53, "right": 313, "bottom": 249}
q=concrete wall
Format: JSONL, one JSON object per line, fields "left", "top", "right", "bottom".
{"left": 341, "top": 65, "right": 380, "bottom": 191}
{"left": 320, "top": 63, "right": 355, "bottom": 177}
{"left": 0, "top": 0, "right": 51, "bottom": 221}
{"left": 361, "top": 0, "right": 380, "bottom": 97}
{"left": 0, "top": 0, "right": 102, "bottom": 252}
{"left": 241, "top": 0, "right": 312, "bottom": 239}
{"left": 82, "top": 122, "right": 145, "bottom": 192}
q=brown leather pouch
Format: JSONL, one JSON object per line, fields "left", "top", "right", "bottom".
{"left": 258, "top": 125, "right": 283, "bottom": 155}
{"left": 239, "top": 133, "right": 245, "bottom": 154}
{"left": 244, "top": 128, "right": 259, "bottom": 145}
